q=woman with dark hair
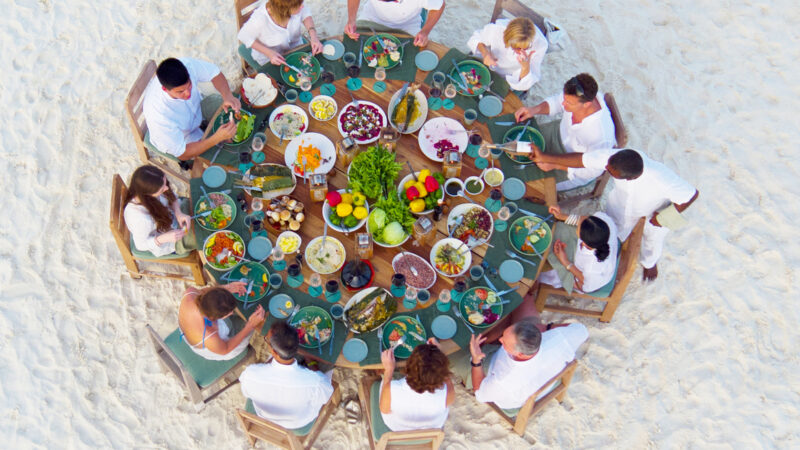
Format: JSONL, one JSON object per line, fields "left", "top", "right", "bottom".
{"left": 238, "top": 0, "right": 323, "bottom": 66}
{"left": 378, "top": 339, "right": 454, "bottom": 431}
{"left": 123, "top": 165, "right": 195, "bottom": 257}
{"left": 178, "top": 284, "right": 266, "bottom": 361}
{"left": 539, "top": 206, "right": 620, "bottom": 293}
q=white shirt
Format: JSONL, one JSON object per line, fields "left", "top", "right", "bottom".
{"left": 467, "top": 19, "right": 548, "bottom": 92}
{"left": 238, "top": 2, "right": 311, "bottom": 66}
{"left": 359, "top": 0, "right": 444, "bottom": 36}
{"left": 545, "top": 91, "right": 617, "bottom": 182}
{"left": 123, "top": 196, "right": 176, "bottom": 257}
{"left": 574, "top": 211, "right": 619, "bottom": 293}
{"left": 142, "top": 57, "right": 221, "bottom": 157}
{"left": 475, "top": 323, "right": 588, "bottom": 410}
{"left": 239, "top": 360, "right": 334, "bottom": 429}
{"left": 583, "top": 149, "right": 697, "bottom": 240}
{"left": 380, "top": 378, "right": 449, "bottom": 432}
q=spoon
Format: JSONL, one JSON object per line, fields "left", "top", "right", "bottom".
{"left": 318, "top": 222, "right": 328, "bottom": 257}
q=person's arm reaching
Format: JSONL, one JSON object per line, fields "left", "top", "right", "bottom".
{"left": 303, "top": 16, "right": 324, "bottom": 54}
{"left": 210, "top": 72, "right": 241, "bottom": 112}
{"left": 468, "top": 333, "right": 487, "bottom": 391}
{"left": 178, "top": 122, "right": 236, "bottom": 160}
{"left": 514, "top": 100, "right": 550, "bottom": 122}
{"left": 204, "top": 305, "right": 266, "bottom": 355}
{"left": 344, "top": 0, "right": 361, "bottom": 39}
{"left": 379, "top": 349, "right": 395, "bottom": 414}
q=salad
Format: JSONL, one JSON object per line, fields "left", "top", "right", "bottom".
{"left": 363, "top": 34, "right": 402, "bottom": 69}
{"left": 433, "top": 242, "right": 468, "bottom": 276}
{"left": 270, "top": 108, "right": 307, "bottom": 138}
{"left": 347, "top": 144, "right": 402, "bottom": 199}
{"left": 368, "top": 191, "right": 415, "bottom": 246}
{"left": 460, "top": 287, "right": 501, "bottom": 327}
{"left": 203, "top": 231, "right": 245, "bottom": 271}
{"left": 433, "top": 139, "right": 459, "bottom": 160}
{"left": 194, "top": 192, "right": 235, "bottom": 231}
{"left": 216, "top": 109, "right": 255, "bottom": 143}
{"left": 449, "top": 206, "right": 493, "bottom": 245}
{"left": 383, "top": 316, "right": 426, "bottom": 358}
{"left": 290, "top": 307, "right": 332, "bottom": 348}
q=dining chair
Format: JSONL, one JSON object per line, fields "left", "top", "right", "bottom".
{"left": 490, "top": 0, "right": 547, "bottom": 37}
{"left": 357, "top": 376, "right": 445, "bottom": 450}
{"left": 236, "top": 381, "right": 341, "bottom": 449}
{"left": 109, "top": 174, "right": 206, "bottom": 285}
{"left": 559, "top": 92, "right": 628, "bottom": 206}
{"left": 125, "top": 59, "right": 190, "bottom": 184}
{"left": 235, "top": 0, "right": 264, "bottom": 76}
{"left": 486, "top": 359, "right": 578, "bottom": 436}
{"left": 534, "top": 217, "right": 645, "bottom": 322}
{"left": 146, "top": 324, "right": 253, "bottom": 409}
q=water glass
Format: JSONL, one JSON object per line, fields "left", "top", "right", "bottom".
{"left": 251, "top": 198, "right": 264, "bottom": 212}
{"left": 374, "top": 66, "right": 386, "bottom": 81}
{"left": 504, "top": 202, "right": 518, "bottom": 216}
{"left": 269, "top": 273, "right": 283, "bottom": 290}
{"left": 444, "top": 83, "right": 457, "bottom": 98}
{"left": 432, "top": 71, "right": 446, "bottom": 90}
{"left": 417, "top": 288, "right": 431, "bottom": 304}
{"left": 271, "top": 247, "right": 286, "bottom": 271}
{"left": 343, "top": 52, "right": 357, "bottom": 68}
{"left": 436, "top": 289, "right": 451, "bottom": 312}
{"left": 325, "top": 280, "right": 342, "bottom": 303}
{"left": 403, "top": 286, "right": 418, "bottom": 309}
{"left": 251, "top": 132, "right": 266, "bottom": 152}
{"left": 298, "top": 77, "right": 312, "bottom": 92}
{"left": 497, "top": 206, "right": 511, "bottom": 221}
{"left": 330, "top": 304, "right": 344, "bottom": 320}
{"left": 469, "top": 265, "right": 485, "bottom": 281}
{"left": 284, "top": 89, "right": 298, "bottom": 103}
{"left": 463, "top": 109, "right": 477, "bottom": 125}
{"left": 308, "top": 272, "right": 323, "bottom": 297}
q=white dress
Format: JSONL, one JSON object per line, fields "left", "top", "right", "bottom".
{"left": 467, "top": 19, "right": 548, "bottom": 92}
{"left": 123, "top": 196, "right": 176, "bottom": 257}
{"left": 238, "top": 2, "right": 311, "bottom": 66}
{"left": 359, "top": 0, "right": 444, "bottom": 36}
{"left": 380, "top": 378, "right": 449, "bottom": 431}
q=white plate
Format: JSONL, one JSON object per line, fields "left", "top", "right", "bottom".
{"left": 304, "top": 236, "right": 347, "bottom": 274}
{"left": 396, "top": 172, "right": 439, "bottom": 215}
{"left": 268, "top": 104, "right": 309, "bottom": 139}
{"left": 283, "top": 132, "right": 337, "bottom": 179}
{"left": 336, "top": 100, "right": 387, "bottom": 144}
{"left": 341, "top": 286, "right": 395, "bottom": 334}
{"left": 391, "top": 252, "right": 437, "bottom": 290}
{"left": 446, "top": 203, "right": 494, "bottom": 247}
{"left": 322, "top": 189, "right": 369, "bottom": 233}
{"left": 308, "top": 95, "right": 338, "bottom": 121}
{"left": 430, "top": 237, "right": 472, "bottom": 278}
{"left": 366, "top": 211, "right": 411, "bottom": 248}
{"left": 417, "top": 117, "right": 469, "bottom": 162}
{"left": 387, "top": 89, "right": 428, "bottom": 134}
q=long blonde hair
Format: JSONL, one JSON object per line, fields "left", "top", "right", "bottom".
{"left": 502, "top": 17, "right": 536, "bottom": 49}
{"left": 267, "top": 0, "right": 304, "bottom": 22}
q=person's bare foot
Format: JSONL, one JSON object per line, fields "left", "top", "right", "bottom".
{"left": 642, "top": 264, "right": 658, "bottom": 281}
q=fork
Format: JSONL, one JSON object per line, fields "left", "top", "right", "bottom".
{"left": 505, "top": 249, "right": 538, "bottom": 267}
{"left": 378, "top": 326, "right": 384, "bottom": 352}
{"left": 452, "top": 308, "right": 475, "bottom": 334}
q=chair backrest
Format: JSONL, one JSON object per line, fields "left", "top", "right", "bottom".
{"left": 377, "top": 429, "right": 445, "bottom": 450}
{"left": 109, "top": 174, "right": 131, "bottom": 252}
{"left": 609, "top": 217, "right": 646, "bottom": 297}
{"left": 125, "top": 60, "right": 157, "bottom": 163}
{"left": 236, "top": 409, "right": 304, "bottom": 450}
{"left": 604, "top": 92, "right": 627, "bottom": 148}
{"left": 490, "top": 0, "right": 546, "bottom": 35}
{"left": 235, "top": 0, "right": 261, "bottom": 31}
{"left": 145, "top": 324, "right": 201, "bottom": 399}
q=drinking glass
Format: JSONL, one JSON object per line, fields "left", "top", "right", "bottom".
{"left": 374, "top": 66, "right": 386, "bottom": 81}
{"left": 343, "top": 52, "right": 357, "bottom": 68}
{"left": 432, "top": 71, "right": 446, "bottom": 90}
{"left": 284, "top": 89, "right": 298, "bottom": 103}
{"left": 417, "top": 288, "right": 431, "bottom": 303}
{"left": 308, "top": 272, "right": 323, "bottom": 297}
{"left": 478, "top": 145, "right": 490, "bottom": 159}
{"left": 251, "top": 132, "right": 266, "bottom": 153}
{"left": 463, "top": 108, "right": 477, "bottom": 125}
{"left": 444, "top": 83, "right": 457, "bottom": 98}
{"left": 403, "top": 286, "right": 418, "bottom": 309}
{"left": 436, "top": 289, "right": 451, "bottom": 312}
{"left": 298, "top": 77, "right": 312, "bottom": 92}
{"left": 269, "top": 273, "right": 283, "bottom": 289}
{"left": 497, "top": 206, "right": 511, "bottom": 221}
{"left": 469, "top": 265, "right": 484, "bottom": 281}
{"left": 251, "top": 198, "right": 263, "bottom": 212}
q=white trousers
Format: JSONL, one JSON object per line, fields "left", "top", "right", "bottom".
{"left": 640, "top": 221, "right": 671, "bottom": 268}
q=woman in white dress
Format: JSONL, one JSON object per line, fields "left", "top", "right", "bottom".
{"left": 467, "top": 17, "right": 548, "bottom": 92}
{"left": 238, "top": 0, "right": 324, "bottom": 66}
{"left": 379, "top": 339, "right": 454, "bottom": 431}
{"left": 123, "top": 165, "right": 194, "bottom": 257}
{"left": 178, "top": 284, "right": 266, "bottom": 361}
{"left": 344, "top": 0, "right": 446, "bottom": 47}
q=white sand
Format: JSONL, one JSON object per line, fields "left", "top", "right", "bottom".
{"left": 1, "top": 0, "right": 798, "bottom": 447}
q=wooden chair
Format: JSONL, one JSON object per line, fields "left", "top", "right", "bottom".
{"left": 534, "top": 217, "right": 645, "bottom": 322}
{"left": 357, "top": 376, "right": 445, "bottom": 450}
{"left": 110, "top": 174, "right": 206, "bottom": 285}
{"left": 235, "top": 0, "right": 262, "bottom": 76}
{"left": 490, "top": 0, "right": 547, "bottom": 36}
{"left": 125, "top": 59, "right": 190, "bottom": 184}
{"left": 236, "top": 381, "right": 341, "bottom": 449}
{"left": 146, "top": 324, "right": 253, "bottom": 408}
{"left": 486, "top": 359, "right": 578, "bottom": 436}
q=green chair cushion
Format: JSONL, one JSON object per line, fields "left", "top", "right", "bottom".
{"left": 368, "top": 381, "right": 434, "bottom": 446}
{"left": 238, "top": 44, "right": 268, "bottom": 73}
{"left": 163, "top": 328, "right": 247, "bottom": 388}
{"left": 244, "top": 399, "right": 316, "bottom": 436}
{"left": 143, "top": 130, "right": 181, "bottom": 163}
{"left": 500, "top": 379, "right": 562, "bottom": 417}
{"left": 129, "top": 236, "right": 192, "bottom": 260}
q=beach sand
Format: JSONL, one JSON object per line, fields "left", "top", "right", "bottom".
{"left": 1, "top": 0, "right": 798, "bottom": 447}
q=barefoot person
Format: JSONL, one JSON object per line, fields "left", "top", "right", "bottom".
{"left": 238, "top": 0, "right": 324, "bottom": 67}
{"left": 143, "top": 58, "right": 241, "bottom": 162}
{"left": 531, "top": 147, "right": 699, "bottom": 281}
{"left": 467, "top": 17, "right": 547, "bottom": 93}
{"left": 514, "top": 74, "right": 617, "bottom": 190}
{"left": 344, "top": 0, "right": 446, "bottom": 47}
{"left": 178, "top": 284, "right": 265, "bottom": 361}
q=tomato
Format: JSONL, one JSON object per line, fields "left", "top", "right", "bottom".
{"left": 475, "top": 288, "right": 488, "bottom": 300}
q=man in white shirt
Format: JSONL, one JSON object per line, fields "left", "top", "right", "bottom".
{"left": 143, "top": 57, "right": 241, "bottom": 162}
{"left": 467, "top": 316, "right": 588, "bottom": 411}
{"left": 239, "top": 321, "right": 334, "bottom": 430}
{"left": 344, "top": 0, "right": 446, "bottom": 47}
{"left": 531, "top": 147, "right": 699, "bottom": 280}
{"left": 515, "top": 73, "right": 617, "bottom": 190}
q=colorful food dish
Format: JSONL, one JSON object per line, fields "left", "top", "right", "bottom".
{"left": 459, "top": 287, "right": 502, "bottom": 328}
{"left": 509, "top": 216, "right": 552, "bottom": 255}
{"left": 305, "top": 236, "right": 346, "bottom": 275}
{"left": 367, "top": 197, "right": 413, "bottom": 248}
{"left": 212, "top": 108, "right": 255, "bottom": 145}
{"left": 449, "top": 60, "right": 491, "bottom": 96}
{"left": 245, "top": 164, "right": 296, "bottom": 199}
{"left": 283, "top": 132, "right": 336, "bottom": 178}
{"left": 276, "top": 231, "right": 302, "bottom": 254}
{"left": 398, "top": 170, "right": 445, "bottom": 214}
{"left": 447, "top": 204, "right": 494, "bottom": 246}
{"left": 264, "top": 195, "right": 304, "bottom": 232}
{"left": 363, "top": 34, "right": 403, "bottom": 69}
{"left": 202, "top": 231, "right": 245, "bottom": 271}
{"left": 382, "top": 316, "right": 426, "bottom": 359}
{"left": 324, "top": 189, "right": 369, "bottom": 232}
{"left": 227, "top": 262, "right": 270, "bottom": 302}
{"left": 337, "top": 101, "right": 387, "bottom": 144}
{"left": 501, "top": 125, "right": 545, "bottom": 164}
{"left": 392, "top": 252, "right": 437, "bottom": 290}
{"left": 268, "top": 105, "right": 308, "bottom": 139}
{"left": 343, "top": 287, "right": 397, "bottom": 333}
{"left": 418, "top": 117, "right": 468, "bottom": 162}
{"left": 290, "top": 306, "right": 333, "bottom": 348}
{"left": 194, "top": 192, "right": 236, "bottom": 231}
{"left": 388, "top": 88, "right": 427, "bottom": 133}
{"left": 280, "top": 52, "right": 321, "bottom": 88}
{"left": 430, "top": 238, "right": 471, "bottom": 278}
{"left": 309, "top": 95, "right": 337, "bottom": 121}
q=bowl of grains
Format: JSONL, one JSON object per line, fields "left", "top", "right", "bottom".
{"left": 391, "top": 251, "right": 437, "bottom": 290}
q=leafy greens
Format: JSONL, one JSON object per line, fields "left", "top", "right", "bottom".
{"left": 347, "top": 144, "right": 402, "bottom": 199}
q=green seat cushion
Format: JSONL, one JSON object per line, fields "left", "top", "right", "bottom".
{"left": 368, "top": 381, "right": 434, "bottom": 446}
{"left": 244, "top": 399, "right": 316, "bottom": 436}
{"left": 129, "top": 236, "right": 192, "bottom": 260}
{"left": 163, "top": 328, "right": 247, "bottom": 388}
{"left": 143, "top": 130, "right": 181, "bottom": 163}
{"left": 500, "top": 379, "right": 562, "bottom": 417}
{"left": 238, "top": 44, "right": 269, "bottom": 73}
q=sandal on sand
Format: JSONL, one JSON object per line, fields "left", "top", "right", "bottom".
{"left": 342, "top": 396, "right": 361, "bottom": 424}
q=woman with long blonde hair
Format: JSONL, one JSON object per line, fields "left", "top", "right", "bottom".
{"left": 238, "top": 0, "right": 324, "bottom": 66}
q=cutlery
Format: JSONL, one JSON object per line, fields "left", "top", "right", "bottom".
{"left": 482, "top": 300, "right": 511, "bottom": 310}
{"left": 455, "top": 189, "right": 478, "bottom": 205}
{"left": 190, "top": 210, "right": 212, "bottom": 220}
{"left": 451, "top": 59, "right": 471, "bottom": 93}
{"left": 446, "top": 73, "right": 468, "bottom": 92}
{"left": 515, "top": 120, "right": 531, "bottom": 142}
{"left": 358, "top": 38, "right": 363, "bottom": 67}
{"left": 348, "top": 91, "right": 360, "bottom": 106}
{"left": 315, "top": 328, "right": 323, "bottom": 354}
{"left": 244, "top": 279, "right": 254, "bottom": 299}
{"left": 378, "top": 326, "right": 384, "bottom": 352}
{"left": 279, "top": 126, "right": 287, "bottom": 145}
{"left": 483, "top": 274, "right": 497, "bottom": 292}
{"left": 401, "top": 252, "right": 419, "bottom": 276}
{"left": 200, "top": 185, "right": 210, "bottom": 204}
{"left": 505, "top": 249, "right": 538, "bottom": 267}
{"left": 494, "top": 121, "right": 515, "bottom": 126}
{"left": 209, "top": 144, "right": 224, "bottom": 164}
{"left": 391, "top": 335, "right": 407, "bottom": 349}
{"left": 368, "top": 26, "right": 384, "bottom": 52}
{"left": 495, "top": 287, "right": 516, "bottom": 298}
{"left": 408, "top": 331, "right": 425, "bottom": 341}
{"left": 284, "top": 62, "right": 308, "bottom": 77}
{"left": 318, "top": 222, "right": 329, "bottom": 258}
{"left": 401, "top": 90, "right": 415, "bottom": 131}
{"left": 302, "top": 156, "right": 307, "bottom": 185}
{"left": 518, "top": 207, "right": 542, "bottom": 217}
{"left": 329, "top": 323, "right": 335, "bottom": 355}
{"left": 405, "top": 161, "right": 416, "bottom": 177}
{"left": 230, "top": 253, "right": 256, "bottom": 264}
{"left": 234, "top": 184, "right": 262, "bottom": 191}
{"left": 287, "top": 304, "right": 301, "bottom": 321}
{"left": 452, "top": 308, "right": 475, "bottom": 334}
{"left": 228, "top": 170, "right": 254, "bottom": 180}
{"left": 448, "top": 215, "right": 464, "bottom": 238}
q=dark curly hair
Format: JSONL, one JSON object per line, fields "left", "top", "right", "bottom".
{"left": 405, "top": 344, "right": 451, "bottom": 394}
{"left": 197, "top": 287, "right": 237, "bottom": 320}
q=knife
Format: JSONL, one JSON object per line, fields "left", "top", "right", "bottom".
{"left": 284, "top": 62, "right": 308, "bottom": 77}
{"left": 515, "top": 120, "right": 531, "bottom": 142}
{"left": 329, "top": 322, "right": 335, "bottom": 355}
{"left": 234, "top": 184, "right": 262, "bottom": 191}
{"left": 287, "top": 304, "right": 301, "bottom": 321}
{"left": 408, "top": 331, "right": 425, "bottom": 341}
{"left": 244, "top": 279, "right": 254, "bottom": 299}
{"left": 315, "top": 328, "right": 323, "bottom": 354}
{"left": 446, "top": 73, "right": 468, "bottom": 92}
{"left": 493, "top": 121, "right": 515, "bottom": 126}
{"left": 190, "top": 210, "right": 212, "bottom": 219}
{"left": 495, "top": 287, "right": 516, "bottom": 298}
{"left": 358, "top": 37, "right": 363, "bottom": 67}
{"left": 452, "top": 59, "right": 472, "bottom": 93}
{"left": 483, "top": 274, "right": 497, "bottom": 292}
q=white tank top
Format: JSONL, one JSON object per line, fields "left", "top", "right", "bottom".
{"left": 380, "top": 378, "right": 449, "bottom": 431}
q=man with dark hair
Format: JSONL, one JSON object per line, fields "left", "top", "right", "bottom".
{"left": 239, "top": 321, "right": 333, "bottom": 430}
{"left": 514, "top": 73, "right": 617, "bottom": 190}
{"left": 531, "top": 147, "right": 699, "bottom": 280}
{"left": 143, "top": 57, "right": 242, "bottom": 162}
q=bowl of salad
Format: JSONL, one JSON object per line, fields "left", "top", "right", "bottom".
{"left": 366, "top": 196, "right": 414, "bottom": 248}
{"left": 430, "top": 238, "right": 471, "bottom": 278}
{"left": 202, "top": 230, "right": 246, "bottom": 271}
{"left": 194, "top": 192, "right": 236, "bottom": 231}
{"left": 269, "top": 104, "right": 308, "bottom": 140}
{"left": 210, "top": 108, "right": 255, "bottom": 146}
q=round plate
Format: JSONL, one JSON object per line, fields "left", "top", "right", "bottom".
{"left": 391, "top": 252, "right": 437, "bottom": 290}
{"left": 280, "top": 52, "right": 321, "bottom": 88}
{"left": 502, "top": 177, "right": 526, "bottom": 200}
{"left": 211, "top": 109, "right": 255, "bottom": 146}
{"left": 502, "top": 126, "right": 545, "bottom": 164}
{"left": 268, "top": 104, "right": 309, "bottom": 139}
{"left": 430, "top": 237, "right": 471, "bottom": 278}
{"left": 290, "top": 306, "right": 333, "bottom": 348}
{"left": 508, "top": 215, "right": 552, "bottom": 255}
{"left": 202, "top": 230, "right": 245, "bottom": 271}
{"left": 269, "top": 294, "right": 294, "bottom": 319}
{"left": 417, "top": 117, "right": 468, "bottom": 162}
{"left": 446, "top": 203, "right": 494, "bottom": 247}
{"left": 305, "top": 236, "right": 347, "bottom": 275}
{"left": 415, "top": 50, "right": 439, "bottom": 71}
{"left": 459, "top": 287, "right": 502, "bottom": 329}
{"left": 431, "top": 315, "right": 457, "bottom": 340}
{"left": 478, "top": 95, "right": 503, "bottom": 117}
{"left": 194, "top": 192, "right": 237, "bottom": 231}
{"left": 342, "top": 286, "right": 397, "bottom": 334}
{"left": 323, "top": 189, "right": 369, "bottom": 233}
{"left": 388, "top": 89, "right": 428, "bottom": 134}
{"left": 337, "top": 101, "right": 387, "bottom": 144}
{"left": 247, "top": 235, "right": 273, "bottom": 260}
{"left": 342, "top": 338, "right": 368, "bottom": 363}
{"left": 323, "top": 39, "right": 345, "bottom": 60}
{"left": 499, "top": 259, "right": 524, "bottom": 284}
{"left": 228, "top": 262, "right": 270, "bottom": 302}
{"left": 367, "top": 210, "right": 411, "bottom": 248}
{"left": 308, "top": 95, "right": 338, "bottom": 122}
{"left": 283, "top": 132, "right": 336, "bottom": 179}
{"left": 363, "top": 34, "right": 403, "bottom": 70}
{"left": 202, "top": 166, "right": 226, "bottom": 188}
{"left": 382, "top": 315, "right": 427, "bottom": 359}
{"left": 396, "top": 172, "right": 442, "bottom": 215}
{"left": 450, "top": 60, "right": 491, "bottom": 97}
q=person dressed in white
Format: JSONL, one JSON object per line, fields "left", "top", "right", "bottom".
{"left": 143, "top": 58, "right": 241, "bottom": 161}
{"left": 378, "top": 339, "right": 454, "bottom": 431}
{"left": 468, "top": 316, "right": 588, "bottom": 410}
{"left": 531, "top": 147, "right": 699, "bottom": 281}
{"left": 240, "top": 321, "right": 334, "bottom": 430}
{"left": 344, "top": 0, "right": 446, "bottom": 47}
{"left": 178, "top": 284, "right": 265, "bottom": 361}
{"left": 539, "top": 208, "right": 620, "bottom": 293}
{"left": 238, "top": 0, "right": 324, "bottom": 67}
{"left": 467, "top": 17, "right": 547, "bottom": 92}
{"left": 515, "top": 73, "right": 617, "bottom": 190}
